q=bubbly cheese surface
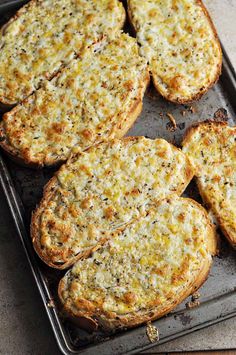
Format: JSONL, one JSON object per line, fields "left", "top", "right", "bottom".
{"left": 37, "top": 137, "right": 193, "bottom": 265}
{"left": 1, "top": 33, "right": 147, "bottom": 165}
{"left": 128, "top": 0, "right": 222, "bottom": 102}
{"left": 60, "top": 196, "right": 211, "bottom": 317}
{"left": 182, "top": 122, "right": 236, "bottom": 243}
{"left": 0, "top": 0, "right": 125, "bottom": 104}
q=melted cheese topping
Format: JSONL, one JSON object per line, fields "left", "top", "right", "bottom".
{"left": 37, "top": 137, "right": 194, "bottom": 265}
{"left": 182, "top": 123, "right": 236, "bottom": 243}
{"left": 0, "top": 0, "right": 125, "bottom": 105}
{"left": 60, "top": 196, "right": 211, "bottom": 317}
{"left": 1, "top": 34, "right": 147, "bottom": 165}
{"left": 128, "top": 0, "right": 222, "bottom": 102}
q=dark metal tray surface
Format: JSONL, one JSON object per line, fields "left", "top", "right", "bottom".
{"left": 0, "top": 1, "right": 236, "bottom": 354}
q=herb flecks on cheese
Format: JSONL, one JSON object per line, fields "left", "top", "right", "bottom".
{"left": 1, "top": 34, "right": 147, "bottom": 165}
{"left": 0, "top": 0, "right": 125, "bottom": 104}
{"left": 182, "top": 122, "right": 236, "bottom": 245}
{"left": 37, "top": 137, "right": 194, "bottom": 265}
{"left": 60, "top": 196, "right": 211, "bottom": 317}
{"left": 128, "top": 0, "right": 222, "bottom": 102}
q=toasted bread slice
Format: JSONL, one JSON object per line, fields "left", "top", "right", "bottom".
{"left": 127, "top": 0, "right": 222, "bottom": 104}
{"left": 31, "top": 137, "right": 194, "bottom": 269}
{"left": 182, "top": 121, "right": 236, "bottom": 248}
{"left": 0, "top": 0, "right": 125, "bottom": 106}
{"left": 0, "top": 33, "right": 149, "bottom": 167}
{"left": 58, "top": 195, "right": 216, "bottom": 331}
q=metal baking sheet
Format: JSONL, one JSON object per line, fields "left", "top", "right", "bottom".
{"left": 0, "top": 1, "right": 236, "bottom": 354}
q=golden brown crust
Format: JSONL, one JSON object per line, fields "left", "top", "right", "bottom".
{"left": 0, "top": 47, "right": 149, "bottom": 169}
{"left": 0, "top": 122, "right": 45, "bottom": 168}
{"left": 153, "top": 0, "right": 222, "bottom": 105}
{"left": 31, "top": 177, "right": 106, "bottom": 269}
{"left": 0, "top": 73, "right": 149, "bottom": 168}
{"left": 196, "top": 180, "right": 236, "bottom": 249}
{"left": 31, "top": 137, "right": 194, "bottom": 269}
{"left": 182, "top": 119, "right": 228, "bottom": 145}
{"left": 58, "top": 249, "right": 212, "bottom": 332}
{"left": 0, "top": 0, "right": 126, "bottom": 107}
{"left": 57, "top": 196, "right": 216, "bottom": 331}
{"left": 183, "top": 197, "right": 217, "bottom": 256}
{"left": 182, "top": 120, "right": 236, "bottom": 248}
{"left": 127, "top": 0, "right": 222, "bottom": 104}
{"left": 113, "top": 68, "right": 150, "bottom": 138}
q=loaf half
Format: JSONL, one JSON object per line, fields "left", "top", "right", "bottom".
{"left": 0, "top": 0, "right": 125, "bottom": 106}
{"left": 0, "top": 33, "right": 149, "bottom": 167}
{"left": 127, "top": 0, "right": 222, "bottom": 103}
{"left": 31, "top": 137, "right": 194, "bottom": 269}
{"left": 182, "top": 121, "right": 236, "bottom": 248}
{"left": 58, "top": 195, "right": 216, "bottom": 331}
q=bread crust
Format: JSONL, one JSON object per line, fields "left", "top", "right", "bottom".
{"left": 31, "top": 176, "right": 110, "bottom": 269}
{"left": 58, "top": 260, "right": 211, "bottom": 332}
{"left": 182, "top": 120, "right": 236, "bottom": 248}
{"left": 57, "top": 196, "right": 216, "bottom": 331}
{"left": 127, "top": 0, "right": 222, "bottom": 104}
{"left": 196, "top": 179, "right": 236, "bottom": 249}
{"left": 0, "top": 0, "right": 126, "bottom": 107}
{"left": 113, "top": 69, "right": 150, "bottom": 138}
{"left": 31, "top": 136, "right": 194, "bottom": 269}
{"left": 0, "top": 46, "right": 149, "bottom": 168}
{"left": 0, "top": 0, "right": 35, "bottom": 107}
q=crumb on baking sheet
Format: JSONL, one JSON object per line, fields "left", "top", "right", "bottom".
{"left": 146, "top": 321, "right": 159, "bottom": 343}
{"left": 192, "top": 291, "right": 200, "bottom": 300}
{"left": 181, "top": 110, "right": 186, "bottom": 116}
{"left": 185, "top": 300, "right": 200, "bottom": 309}
{"left": 186, "top": 292, "right": 201, "bottom": 309}
{"left": 47, "top": 299, "right": 55, "bottom": 308}
{"left": 213, "top": 108, "right": 228, "bottom": 121}
{"left": 189, "top": 106, "right": 196, "bottom": 113}
{"left": 166, "top": 112, "right": 177, "bottom": 131}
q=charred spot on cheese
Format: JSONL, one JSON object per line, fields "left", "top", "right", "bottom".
{"left": 182, "top": 122, "right": 236, "bottom": 247}
{"left": 59, "top": 196, "right": 213, "bottom": 325}
{"left": 0, "top": 0, "right": 125, "bottom": 105}
{"left": 128, "top": 0, "right": 222, "bottom": 103}
{"left": 0, "top": 33, "right": 148, "bottom": 166}
{"left": 32, "top": 137, "right": 194, "bottom": 267}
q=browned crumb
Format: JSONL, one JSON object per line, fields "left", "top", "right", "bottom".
{"left": 181, "top": 110, "right": 186, "bottom": 116}
{"left": 185, "top": 300, "right": 200, "bottom": 309}
{"left": 186, "top": 292, "right": 201, "bottom": 309}
{"left": 146, "top": 321, "right": 159, "bottom": 343}
{"left": 47, "top": 299, "right": 55, "bottom": 308}
{"left": 189, "top": 106, "right": 196, "bottom": 114}
{"left": 159, "top": 112, "right": 164, "bottom": 118}
{"left": 192, "top": 291, "right": 200, "bottom": 300}
{"left": 166, "top": 113, "right": 177, "bottom": 131}
{"left": 213, "top": 108, "right": 228, "bottom": 121}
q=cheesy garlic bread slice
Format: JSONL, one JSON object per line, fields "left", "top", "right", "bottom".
{"left": 128, "top": 0, "right": 222, "bottom": 103}
{"left": 31, "top": 137, "right": 194, "bottom": 269}
{"left": 0, "top": 33, "right": 149, "bottom": 167}
{"left": 182, "top": 121, "right": 236, "bottom": 248}
{"left": 58, "top": 195, "right": 216, "bottom": 331}
{"left": 0, "top": 0, "right": 125, "bottom": 106}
